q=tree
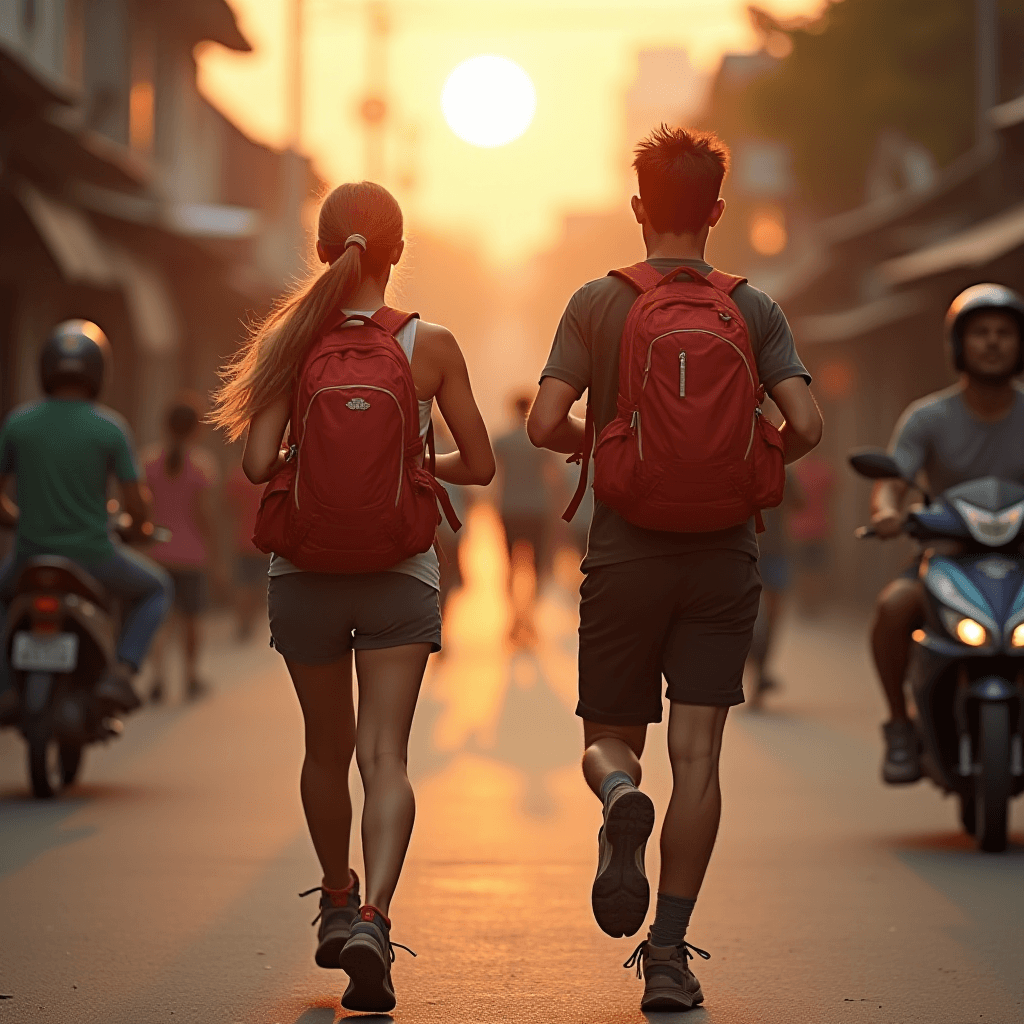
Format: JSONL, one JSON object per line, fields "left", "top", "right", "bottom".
{"left": 740, "top": 0, "right": 1024, "bottom": 214}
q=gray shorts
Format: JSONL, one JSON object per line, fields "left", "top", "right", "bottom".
{"left": 268, "top": 571, "right": 441, "bottom": 664}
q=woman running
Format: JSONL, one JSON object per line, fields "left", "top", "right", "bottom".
{"left": 210, "top": 182, "right": 494, "bottom": 1013}
{"left": 144, "top": 396, "right": 222, "bottom": 701}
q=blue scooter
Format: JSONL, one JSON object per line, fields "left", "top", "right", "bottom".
{"left": 851, "top": 450, "right": 1024, "bottom": 852}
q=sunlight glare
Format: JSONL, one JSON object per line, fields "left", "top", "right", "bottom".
{"left": 441, "top": 55, "right": 536, "bottom": 148}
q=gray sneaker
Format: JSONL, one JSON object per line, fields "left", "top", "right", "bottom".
{"left": 624, "top": 934, "right": 711, "bottom": 1012}
{"left": 299, "top": 872, "right": 361, "bottom": 968}
{"left": 339, "top": 907, "right": 416, "bottom": 1013}
{"left": 882, "top": 720, "right": 922, "bottom": 784}
{"left": 591, "top": 784, "right": 655, "bottom": 937}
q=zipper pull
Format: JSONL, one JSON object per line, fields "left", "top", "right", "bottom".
{"left": 630, "top": 410, "right": 638, "bottom": 430}
{"left": 678, "top": 351, "right": 686, "bottom": 397}
{"left": 718, "top": 311, "right": 732, "bottom": 323}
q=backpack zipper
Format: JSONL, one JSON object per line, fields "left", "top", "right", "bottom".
{"left": 641, "top": 329, "right": 755, "bottom": 393}
{"left": 295, "top": 385, "right": 406, "bottom": 510}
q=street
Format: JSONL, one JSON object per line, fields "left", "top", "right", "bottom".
{"left": 1, "top": 506, "right": 1022, "bottom": 1024}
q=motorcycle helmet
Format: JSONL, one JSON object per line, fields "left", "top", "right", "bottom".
{"left": 40, "top": 319, "right": 110, "bottom": 398}
{"left": 945, "top": 283, "right": 1024, "bottom": 373}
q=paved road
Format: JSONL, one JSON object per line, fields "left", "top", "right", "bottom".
{"left": 1, "top": 507, "right": 1022, "bottom": 1023}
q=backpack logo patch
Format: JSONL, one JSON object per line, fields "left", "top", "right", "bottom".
{"left": 346, "top": 397, "right": 371, "bottom": 411}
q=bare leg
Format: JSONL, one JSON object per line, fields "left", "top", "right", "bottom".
{"left": 582, "top": 721, "right": 647, "bottom": 796}
{"left": 355, "top": 642, "right": 431, "bottom": 917}
{"left": 659, "top": 702, "right": 729, "bottom": 899}
{"left": 870, "top": 579, "right": 924, "bottom": 723}
{"left": 284, "top": 654, "right": 356, "bottom": 890}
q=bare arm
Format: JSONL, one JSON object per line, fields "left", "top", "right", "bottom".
{"left": 870, "top": 478, "right": 910, "bottom": 538}
{"left": 526, "top": 377, "right": 586, "bottom": 454}
{"left": 242, "top": 397, "right": 291, "bottom": 484}
{"left": 418, "top": 324, "right": 495, "bottom": 486}
{"left": 769, "top": 377, "right": 823, "bottom": 464}
{"left": 0, "top": 474, "right": 17, "bottom": 530}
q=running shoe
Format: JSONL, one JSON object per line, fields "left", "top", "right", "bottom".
{"left": 882, "top": 719, "right": 921, "bottom": 784}
{"left": 591, "top": 783, "right": 655, "bottom": 937}
{"left": 624, "top": 934, "right": 710, "bottom": 1011}
{"left": 299, "top": 872, "right": 361, "bottom": 968}
{"left": 339, "top": 906, "right": 416, "bottom": 1013}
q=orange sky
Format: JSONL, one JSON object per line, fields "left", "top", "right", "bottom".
{"left": 198, "top": 0, "right": 825, "bottom": 264}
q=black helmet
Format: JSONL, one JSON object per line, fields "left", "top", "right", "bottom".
{"left": 40, "top": 320, "right": 110, "bottom": 398}
{"left": 945, "top": 283, "right": 1024, "bottom": 373}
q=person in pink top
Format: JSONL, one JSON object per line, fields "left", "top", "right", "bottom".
{"left": 144, "top": 397, "right": 223, "bottom": 700}
{"left": 225, "top": 457, "right": 268, "bottom": 641}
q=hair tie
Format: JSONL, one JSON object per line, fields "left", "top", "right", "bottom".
{"left": 344, "top": 233, "right": 367, "bottom": 252}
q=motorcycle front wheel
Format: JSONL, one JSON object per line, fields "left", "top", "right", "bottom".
{"left": 975, "top": 702, "right": 1011, "bottom": 853}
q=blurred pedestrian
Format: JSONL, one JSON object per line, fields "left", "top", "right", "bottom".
{"left": 787, "top": 454, "right": 835, "bottom": 614}
{"left": 210, "top": 181, "right": 494, "bottom": 1014}
{"left": 494, "top": 392, "right": 557, "bottom": 645}
{"left": 224, "top": 455, "right": 268, "bottom": 642}
{"left": 747, "top": 468, "right": 802, "bottom": 709}
{"left": 528, "top": 126, "right": 821, "bottom": 1013}
{"left": 144, "top": 395, "right": 223, "bottom": 702}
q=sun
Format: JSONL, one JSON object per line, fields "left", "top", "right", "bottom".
{"left": 441, "top": 55, "right": 536, "bottom": 148}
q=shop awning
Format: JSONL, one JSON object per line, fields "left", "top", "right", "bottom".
{"left": 794, "top": 291, "right": 926, "bottom": 345}
{"left": 15, "top": 180, "right": 179, "bottom": 355}
{"left": 15, "top": 180, "right": 117, "bottom": 288}
{"left": 879, "top": 203, "right": 1024, "bottom": 286}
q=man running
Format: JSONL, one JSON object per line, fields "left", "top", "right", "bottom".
{"left": 528, "top": 126, "right": 821, "bottom": 1011}
{"left": 870, "top": 284, "right": 1024, "bottom": 783}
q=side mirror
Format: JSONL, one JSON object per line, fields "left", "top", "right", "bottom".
{"left": 848, "top": 448, "right": 902, "bottom": 480}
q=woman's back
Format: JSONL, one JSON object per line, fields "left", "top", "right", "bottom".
{"left": 144, "top": 447, "right": 217, "bottom": 567}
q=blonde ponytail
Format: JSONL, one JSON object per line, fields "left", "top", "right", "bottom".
{"left": 210, "top": 182, "right": 403, "bottom": 441}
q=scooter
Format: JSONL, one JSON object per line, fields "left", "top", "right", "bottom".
{"left": 3, "top": 556, "right": 124, "bottom": 797}
{"left": 850, "top": 449, "right": 1024, "bottom": 852}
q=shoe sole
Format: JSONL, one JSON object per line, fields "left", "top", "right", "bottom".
{"left": 882, "top": 766, "right": 922, "bottom": 785}
{"left": 592, "top": 788, "right": 655, "bottom": 938}
{"left": 339, "top": 937, "right": 396, "bottom": 1013}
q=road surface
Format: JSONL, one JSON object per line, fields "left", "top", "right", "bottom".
{"left": 1, "top": 507, "right": 1022, "bottom": 1023}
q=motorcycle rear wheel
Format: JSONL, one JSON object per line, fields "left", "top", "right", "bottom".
{"left": 975, "top": 702, "right": 1011, "bottom": 853}
{"left": 27, "top": 725, "right": 64, "bottom": 799}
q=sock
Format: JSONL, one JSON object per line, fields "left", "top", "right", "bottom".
{"left": 599, "top": 770, "right": 636, "bottom": 804}
{"left": 322, "top": 870, "right": 357, "bottom": 906}
{"left": 649, "top": 892, "right": 697, "bottom": 948}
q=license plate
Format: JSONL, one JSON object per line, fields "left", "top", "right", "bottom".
{"left": 11, "top": 631, "right": 79, "bottom": 672}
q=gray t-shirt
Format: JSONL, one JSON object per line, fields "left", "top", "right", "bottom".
{"left": 890, "top": 384, "right": 1024, "bottom": 493}
{"left": 540, "top": 258, "right": 809, "bottom": 569}
{"left": 494, "top": 425, "right": 555, "bottom": 517}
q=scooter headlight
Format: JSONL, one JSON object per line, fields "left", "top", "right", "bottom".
{"left": 956, "top": 617, "right": 988, "bottom": 647}
{"left": 1012, "top": 624, "right": 1024, "bottom": 648}
{"left": 940, "top": 608, "right": 989, "bottom": 647}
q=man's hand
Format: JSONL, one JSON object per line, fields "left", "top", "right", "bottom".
{"left": 0, "top": 474, "right": 18, "bottom": 530}
{"left": 871, "top": 508, "right": 906, "bottom": 539}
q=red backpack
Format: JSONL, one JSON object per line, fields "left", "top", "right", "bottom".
{"left": 564, "top": 263, "right": 785, "bottom": 532}
{"left": 252, "top": 306, "right": 459, "bottom": 573}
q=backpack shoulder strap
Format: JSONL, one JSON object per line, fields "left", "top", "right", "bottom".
{"left": 706, "top": 270, "right": 747, "bottom": 295}
{"left": 371, "top": 305, "right": 420, "bottom": 336}
{"left": 608, "top": 262, "right": 663, "bottom": 293}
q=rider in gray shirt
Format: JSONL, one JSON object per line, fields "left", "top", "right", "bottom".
{"left": 891, "top": 384, "right": 1024, "bottom": 494}
{"left": 871, "top": 284, "right": 1024, "bottom": 785}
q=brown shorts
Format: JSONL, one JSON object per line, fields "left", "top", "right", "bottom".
{"left": 577, "top": 550, "right": 761, "bottom": 725}
{"left": 268, "top": 571, "right": 441, "bottom": 664}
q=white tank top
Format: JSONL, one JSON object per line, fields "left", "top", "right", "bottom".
{"left": 268, "top": 309, "right": 440, "bottom": 589}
